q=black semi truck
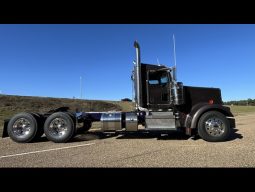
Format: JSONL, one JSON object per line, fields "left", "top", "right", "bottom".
{"left": 2, "top": 41, "right": 235, "bottom": 143}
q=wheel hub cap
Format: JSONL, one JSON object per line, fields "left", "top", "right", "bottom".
{"left": 12, "top": 118, "right": 31, "bottom": 137}
{"left": 205, "top": 117, "right": 225, "bottom": 137}
{"left": 49, "top": 118, "right": 68, "bottom": 137}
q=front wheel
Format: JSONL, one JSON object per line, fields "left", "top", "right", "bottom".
{"left": 198, "top": 111, "right": 231, "bottom": 142}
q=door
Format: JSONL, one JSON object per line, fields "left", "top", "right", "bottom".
{"left": 146, "top": 70, "right": 171, "bottom": 109}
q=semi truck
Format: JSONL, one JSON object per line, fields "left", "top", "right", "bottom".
{"left": 2, "top": 41, "right": 235, "bottom": 143}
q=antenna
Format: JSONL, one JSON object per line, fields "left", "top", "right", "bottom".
{"left": 157, "top": 58, "right": 160, "bottom": 66}
{"left": 80, "top": 76, "right": 82, "bottom": 99}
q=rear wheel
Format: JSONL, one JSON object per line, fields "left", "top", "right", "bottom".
{"left": 44, "top": 112, "right": 76, "bottom": 143}
{"left": 7, "top": 112, "right": 39, "bottom": 143}
{"left": 198, "top": 111, "right": 231, "bottom": 142}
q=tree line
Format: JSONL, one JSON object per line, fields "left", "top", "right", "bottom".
{"left": 224, "top": 98, "right": 255, "bottom": 106}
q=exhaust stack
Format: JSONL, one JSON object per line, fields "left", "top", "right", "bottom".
{"left": 134, "top": 41, "right": 142, "bottom": 108}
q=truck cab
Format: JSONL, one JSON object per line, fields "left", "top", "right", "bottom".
{"left": 132, "top": 41, "right": 235, "bottom": 138}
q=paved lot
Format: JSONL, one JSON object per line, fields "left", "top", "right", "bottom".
{"left": 0, "top": 114, "right": 254, "bottom": 167}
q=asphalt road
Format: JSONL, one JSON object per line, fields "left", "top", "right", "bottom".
{"left": 0, "top": 114, "right": 254, "bottom": 167}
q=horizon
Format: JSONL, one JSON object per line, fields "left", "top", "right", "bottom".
{"left": 0, "top": 24, "right": 254, "bottom": 101}
{"left": 0, "top": 93, "right": 252, "bottom": 103}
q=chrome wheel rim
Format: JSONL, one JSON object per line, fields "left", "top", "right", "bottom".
{"left": 12, "top": 118, "right": 31, "bottom": 137}
{"left": 49, "top": 118, "right": 68, "bottom": 137}
{"left": 205, "top": 117, "right": 225, "bottom": 137}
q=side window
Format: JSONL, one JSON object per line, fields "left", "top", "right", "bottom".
{"left": 149, "top": 80, "right": 159, "bottom": 85}
{"left": 160, "top": 76, "right": 169, "bottom": 84}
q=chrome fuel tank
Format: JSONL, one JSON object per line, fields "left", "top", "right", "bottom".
{"left": 101, "top": 112, "right": 122, "bottom": 131}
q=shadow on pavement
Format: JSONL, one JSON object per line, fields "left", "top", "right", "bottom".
{"left": 32, "top": 136, "right": 49, "bottom": 143}
{"left": 30, "top": 127, "right": 243, "bottom": 143}
{"left": 70, "top": 132, "right": 118, "bottom": 142}
{"left": 188, "top": 127, "right": 243, "bottom": 142}
{"left": 116, "top": 132, "right": 190, "bottom": 140}
{"left": 227, "top": 128, "right": 243, "bottom": 141}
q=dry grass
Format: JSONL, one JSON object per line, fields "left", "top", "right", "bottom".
{"left": 226, "top": 105, "right": 255, "bottom": 116}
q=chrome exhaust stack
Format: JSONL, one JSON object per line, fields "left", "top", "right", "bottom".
{"left": 134, "top": 41, "right": 143, "bottom": 109}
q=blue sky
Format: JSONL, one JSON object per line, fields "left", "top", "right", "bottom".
{"left": 0, "top": 24, "right": 254, "bottom": 101}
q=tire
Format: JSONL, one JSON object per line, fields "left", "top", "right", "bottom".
{"left": 44, "top": 112, "right": 75, "bottom": 143}
{"left": 198, "top": 111, "right": 231, "bottom": 142}
{"left": 7, "top": 112, "right": 39, "bottom": 143}
{"left": 64, "top": 112, "right": 76, "bottom": 122}
{"left": 30, "top": 112, "right": 44, "bottom": 139}
{"left": 64, "top": 112, "right": 77, "bottom": 137}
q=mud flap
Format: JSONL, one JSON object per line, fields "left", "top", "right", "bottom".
{"left": 2, "top": 119, "right": 9, "bottom": 138}
{"left": 227, "top": 117, "right": 236, "bottom": 129}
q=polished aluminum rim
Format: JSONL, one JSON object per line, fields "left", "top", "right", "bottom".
{"left": 12, "top": 118, "right": 31, "bottom": 137}
{"left": 205, "top": 117, "right": 225, "bottom": 137}
{"left": 49, "top": 118, "right": 68, "bottom": 137}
